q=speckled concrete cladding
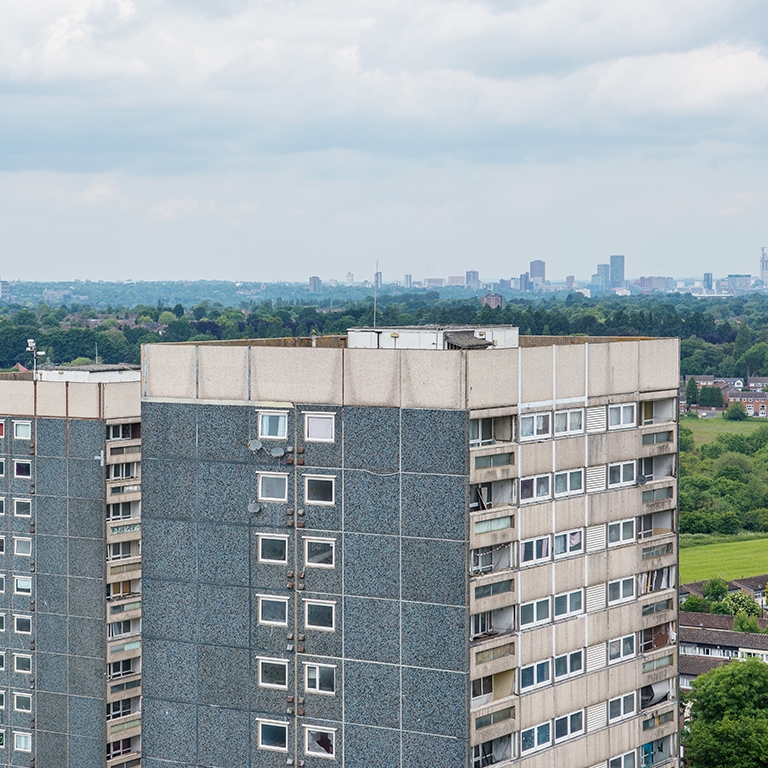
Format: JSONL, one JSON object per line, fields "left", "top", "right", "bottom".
{"left": 142, "top": 401, "right": 471, "bottom": 767}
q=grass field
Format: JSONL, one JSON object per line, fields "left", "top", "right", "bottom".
{"left": 682, "top": 414, "right": 767, "bottom": 447}
{"left": 679, "top": 537, "right": 768, "bottom": 583}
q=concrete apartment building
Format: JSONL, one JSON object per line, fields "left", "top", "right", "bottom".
{"left": 0, "top": 366, "right": 143, "bottom": 768}
{"left": 140, "top": 327, "right": 680, "bottom": 768}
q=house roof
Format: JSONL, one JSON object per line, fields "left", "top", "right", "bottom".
{"left": 680, "top": 626, "right": 768, "bottom": 651}
{"left": 679, "top": 655, "right": 732, "bottom": 677}
{"left": 679, "top": 611, "right": 768, "bottom": 631}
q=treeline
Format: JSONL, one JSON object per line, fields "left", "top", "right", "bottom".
{"left": 5, "top": 290, "right": 768, "bottom": 367}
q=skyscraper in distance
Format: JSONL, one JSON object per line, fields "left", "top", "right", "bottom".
{"left": 609, "top": 255, "right": 625, "bottom": 289}
{"left": 529, "top": 260, "right": 545, "bottom": 281}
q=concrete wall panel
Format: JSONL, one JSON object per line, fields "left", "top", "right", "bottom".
{"left": 0, "top": 381, "right": 34, "bottom": 416}
{"left": 198, "top": 345, "right": 249, "bottom": 401}
{"left": 555, "top": 344, "right": 586, "bottom": 400}
{"left": 144, "top": 344, "right": 197, "bottom": 400}
{"left": 67, "top": 382, "right": 101, "bottom": 419}
{"left": 639, "top": 338, "right": 680, "bottom": 392}
{"left": 36, "top": 381, "right": 68, "bottom": 417}
{"left": 466, "top": 349, "right": 518, "bottom": 410}
{"left": 520, "top": 346, "right": 553, "bottom": 404}
{"left": 103, "top": 381, "right": 141, "bottom": 419}
{"left": 344, "top": 349, "right": 400, "bottom": 407}
{"left": 251, "top": 347, "right": 343, "bottom": 405}
{"left": 400, "top": 350, "right": 464, "bottom": 410}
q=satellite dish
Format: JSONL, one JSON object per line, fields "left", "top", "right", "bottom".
{"left": 248, "top": 439, "right": 263, "bottom": 452}
{"left": 271, "top": 447, "right": 286, "bottom": 458}
{"left": 636, "top": 475, "right": 648, "bottom": 486}
{"left": 248, "top": 502, "right": 261, "bottom": 514}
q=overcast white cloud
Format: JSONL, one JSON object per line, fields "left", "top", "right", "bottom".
{"left": 0, "top": 0, "right": 767, "bottom": 282}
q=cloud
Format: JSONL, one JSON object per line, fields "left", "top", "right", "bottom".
{"left": 152, "top": 197, "right": 199, "bottom": 220}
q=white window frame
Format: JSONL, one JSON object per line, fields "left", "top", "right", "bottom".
{"left": 554, "top": 649, "right": 583, "bottom": 680}
{"left": 470, "top": 417, "right": 495, "bottom": 447}
{"left": 520, "top": 598, "right": 550, "bottom": 628}
{"left": 304, "top": 725, "right": 337, "bottom": 758}
{"left": 554, "top": 709, "right": 584, "bottom": 742}
{"left": 608, "top": 518, "right": 635, "bottom": 546}
{"left": 608, "top": 461, "right": 635, "bottom": 487}
{"left": 520, "top": 720, "right": 552, "bottom": 753}
{"left": 257, "top": 719, "right": 289, "bottom": 752}
{"left": 12, "top": 694, "right": 31, "bottom": 713}
{"left": 554, "top": 529, "right": 583, "bottom": 557}
{"left": 258, "top": 411, "right": 288, "bottom": 440}
{"left": 258, "top": 658, "right": 289, "bottom": 690}
{"left": 12, "top": 422, "right": 31, "bottom": 441}
{"left": 0, "top": 459, "right": 4, "bottom": 478}
{"left": 258, "top": 596, "right": 289, "bottom": 627}
{"left": 304, "top": 600, "right": 336, "bottom": 632}
{"left": 258, "top": 536, "right": 289, "bottom": 565}
{"left": 608, "top": 692, "right": 636, "bottom": 722}
{"left": 13, "top": 499, "right": 31, "bottom": 518}
{"left": 304, "top": 663, "right": 336, "bottom": 695}
{"left": 554, "top": 589, "right": 583, "bottom": 619}
{"left": 608, "top": 634, "right": 636, "bottom": 664}
{"left": 519, "top": 473, "right": 551, "bottom": 503}
{"left": 0, "top": 499, "right": 4, "bottom": 516}
{"left": 304, "top": 537, "right": 335, "bottom": 569}
{"left": 0, "top": 537, "right": 3, "bottom": 555}
{"left": 304, "top": 413, "right": 335, "bottom": 443}
{"left": 608, "top": 577, "right": 635, "bottom": 605}
{"left": 14, "top": 654, "right": 31, "bottom": 673}
{"left": 519, "top": 412, "right": 551, "bottom": 441}
{"left": 304, "top": 475, "right": 336, "bottom": 506}
{"left": 14, "top": 538, "right": 31, "bottom": 557}
{"left": 13, "top": 732, "right": 31, "bottom": 753}
{"left": 554, "top": 408, "right": 584, "bottom": 436}
{"left": 0, "top": 652, "right": 4, "bottom": 670}
{"left": 554, "top": 468, "right": 584, "bottom": 497}
{"left": 0, "top": 616, "right": 4, "bottom": 632}
{"left": 0, "top": 692, "right": 4, "bottom": 709}
{"left": 0, "top": 420, "right": 4, "bottom": 438}
{"left": 520, "top": 536, "right": 550, "bottom": 565}
{"left": 608, "top": 403, "right": 636, "bottom": 430}
{"left": 13, "top": 462, "right": 31, "bottom": 480}
{"left": 13, "top": 578, "right": 31, "bottom": 596}
{"left": 0, "top": 577, "right": 5, "bottom": 594}
{"left": 13, "top": 616, "right": 31, "bottom": 635}
{"left": 258, "top": 473, "right": 289, "bottom": 503}
{"left": 520, "top": 659, "right": 551, "bottom": 691}
{"left": 609, "top": 751, "right": 636, "bottom": 768}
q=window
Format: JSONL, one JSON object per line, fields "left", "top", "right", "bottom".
{"left": 0, "top": 576, "right": 4, "bottom": 593}
{"left": 473, "top": 516, "right": 512, "bottom": 535}
{"left": 305, "top": 600, "right": 335, "bottom": 631}
{"left": 608, "top": 578, "right": 635, "bottom": 604}
{"left": 107, "top": 699, "right": 132, "bottom": 720}
{"left": 258, "top": 473, "right": 288, "bottom": 502}
{"left": 13, "top": 500, "right": 31, "bottom": 518}
{"left": 520, "top": 474, "right": 550, "bottom": 502}
{"left": 0, "top": 692, "right": 4, "bottom": 709}
{"left": 554, "top": 710, "right": 584, "bottom": 741}
{"left": 13, "top": 422, "right": 31, "bottom": 440}
{"left": 0, "top": 460, "right": 4, "bottom": 477}
{"left": 554, "top": 409, "right": 583, "bottom": 435}
{"left": 106, "top": 739, "right": 132, "bottom": 759}
{"left": 107, "top": 502, "right": 134, "bottom": 520}
{"left": 519, "top": 413, "right": 551, "bottom": 440}
{"left": 608, "top": 518, "right": 635, "bottom": 545}
{"left": 642, "top": 711, "right": 674, "bottom": 731}
{"left": 520, "top": 536, "right": 550, "bottom": 564}
{"left": 305, "top": 476, "right": 335, "bottom": 505}
{"left": 14, "top": 462, "right": 31, "bottom": 479}
{"left": 13, "top": 616, "right": 30, "bottom": 635}
{"left": 610, "top": 752, "right": 636, "bottom": 768}
{"left": 0, "top": 615, "right": 4, "bottom": 632}
{"left": 470, "top": 418, "right": 495, "bottom": 447}
{"left": 554, "top": 650, "right": 583, "bottom": 679}
{"left": 473, "top": 736, "right": 512, "bottom": 767}
{"left": 0, "top": 421, "right": 4, "bottom": 437}
{"left": 305, "top": 538, "right": 335, "bottom": 568}
{"left": 554, "top": 589, "right": 583, "bottom": 618}
{"left": 0, "top": 538, "right": 3, "bottom": 555}
{"left": 108, "top": 659, "right": 134, "bottom": 679}
{"left": 472, "top": 611, "right": 493, "bottom": 637}
{"left": 13, "top": 694, "right": 31, "bottom": 713}
{"left": 258, "top": 720, "right": 288, "bottom": 752}
{"left": 13, "top": 733, "right": 31, "bottom": 753}
{"left": 13, "top": 536, "right": 32, "bottom": 557}
{"left": 108, "top": 542, "right": 132, "bottom": 560}
{"left": 608, "top": 403, "right": 636, "bottom": 429}
{"left": 475, "top": 580, "right": 512, "bottom": 599}
{"left": 642, "top": 598, "right": 673, "bottom": 617}
{"left": 609, "top": 692, "right": 636, "bottom": 722}
{"left": 259, "top": 411, "right": 288, "bottom": 440}
{"left": 305, "top": 663, "right": 335, "bottom": 694}
{"left": 642, "top": 430, "right": 672, "bottom": 445}
{"left": 108, "top": 462, "right": 139, "bottom": 480}
{"left": 475, "top": 643, "right": 513, "bottom": 665}
{"left": 608, "top": 634, "right": 636, "bottom": 663}
{"left": 521, "top": 721, "right": 551, "bottom": 753}
{"left": 259, "top": 536, "right": 288, "bottom": 564}
{"left": 108, "top": 620, "right": 133, "bottom": 638}
{"left": 0, "top": 499, "right": 4, "bottom": 515}
{"left": 472, "top": 546, "right": 493, "bottom": 574}
{"left": 475, "top": 453, "right": 512, "bottom": 469}
{"left": 259, "top": 659, "right": 289, "bottom": 689}
{"left": 608, "top": 461, "right": 635, "bottom": 487}
{"left": 0, "top": 653, "right": 4, "bottom": 670}
{"left": 554, "top": 530, "right": 582, "bottom": 556}
{"left": 642, "top": 543, "right": 673, "bottom": 560}
{"left": 554, "top": 469, "right": 583, "bottom": 496}
{"left": 13, "top": 578, "right": 31, "bottom": 596}
{"left": 14, "top": 655, "right": 31, "bottom": 673}
{"left": 520, "top": 598, "right": 550, "bottom": 627}
{"left": 520, "top": 660, "right": 551, "bottom": 691}
{"left": 107, "top": 581, "right": 132, "bottom": 600}
{"left": 642, "top": 486, "right": 673, "bottom": 503}
{"left": 259, "top": 597, "right": 289, "bottom": 627}
{"left": 305, "top": 727, "right": 336, "bottom": 758}
{"left": 476, "top": 707, "right": 513, "bottom": 730}
{"left": 304, "top": 413, "right": 335, "bottom": 443}
{"left": 107, "top": 424, "right": 134, "bottom": 440}
{"left": 642, "top": 655, "right": 673, "bottom": 674}
{"left": 471, "top": 675, "right": 494, "bottom": 705}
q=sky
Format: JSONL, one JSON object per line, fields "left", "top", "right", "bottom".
{"left": 2, "top": 0, "right": 768, "bottom": 284}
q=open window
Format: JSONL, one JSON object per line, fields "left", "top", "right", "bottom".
{"left": 471, "top": 605, "right": 514, "bottom": 639}
{"left": 640, "top": 735, "right": 674, "bottom": 768}
{"left": 638, "top": 567, "right": 674, "bottom": 595}
{"left": 637, "top": 510, "right": 673, "bottom": 539}
{"left": 640, "top": 679, "right": 673, "bottom": 710}
{"left": 639, "top": 622, "right": 674, "bottom": 653}
{"left": 470, "top": 479, "right": 515, "bottom": 510}
{"left": 640, "top": 399, "right": 676, "bottom": 426}
{"left": 470, "top": 415, "right": 513, "bottom": 448}
{"left": 471, "top": 543, "right": 511, "bottom": 575}
{"left": 637, "top": 455, "right": 674, "bottom": 483}
{"left": 305, "top": 726, "right": 335, "bottom": 758}
{"left": 473, "top": 735, "right": 511, "bottom": 768}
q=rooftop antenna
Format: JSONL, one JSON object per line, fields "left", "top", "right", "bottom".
{"left": 373, "top": 260, "right": 378, "bottom": 329}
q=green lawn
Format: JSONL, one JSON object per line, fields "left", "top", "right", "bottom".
{"left": 680, "top": 537, "right": 768, "bottom": 583}
{"left": 683, "top": 414, "right": 767, "bottom": 447}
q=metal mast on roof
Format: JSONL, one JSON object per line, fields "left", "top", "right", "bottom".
{"left": 373, "top": 260, "right": 378, "bottom": 329}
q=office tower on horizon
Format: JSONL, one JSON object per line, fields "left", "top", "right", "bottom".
{"left": 466, "top": 271, "right": 481, "bottom": 290}
{"left": 703, "top": 273, "right": 713, "bottom": 292}
{"left": 610, "top": 255, "right": 625, "bottom": 289}
{"left": 404, "top": 274, "right": 413, "bottom": 289}
{"left": 139, "top": 328, "right": 680, "bottom": 768}
{"left": 529, "top": 260, "right": 545, "bottom": 282}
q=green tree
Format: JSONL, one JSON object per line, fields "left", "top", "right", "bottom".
{"left": 715, "top": 591, "right": 762, "bottom": 617}
{"left": 734, "top": 322, "right": 752, "bottom": 360}
{"left": 733, "top": 611, "right": 762, "bottom": 633}
{"left": 684, "top": 714, "right": 768, "bottom": 768}
{"left": 158, "top": 311, "right": 177, "bottom": 324}
{"left": 725, "top": 401, "right": 748, "bottom": 421}
{"left": 679, "top": 425, "right": 695, "bottom": 452}
{"left": 700, "top": 386, "right": 724, "bottom": 408}
{"left": 681, "top": 594, "right": 712, "bottom": 613}
{"left": 703, "top": 578, "right": 729, "bottom": 602}
{"left": 688, "top": 658, "right": 768, "bottom": 723}
{"left": 686, "top": 377, "right": 700, "bottom": 405}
